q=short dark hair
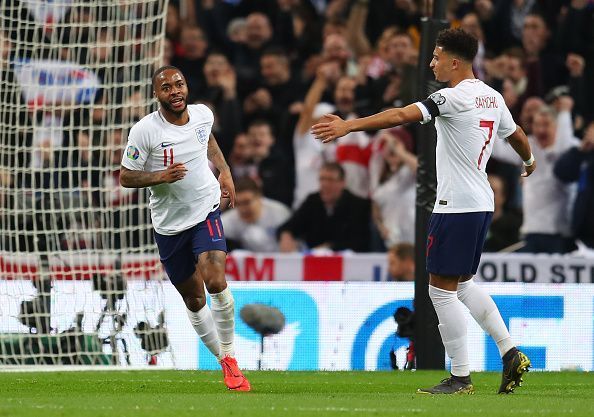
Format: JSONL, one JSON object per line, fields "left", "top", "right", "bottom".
{"left": 320, "top": 162, "right": 345, "bottom": 181}
{"left": 261, "top": 46, "right": 289, "bottom": 60}
{"left": 248, "top": 119, "right": 275, "bottom": 135}
{"left": 235, "top": 177, "right": 262, "bottom": 195}
{"left": 435, "top": 28, "right": 478, "bottom": 62}
{"left": 152, "top": 65, "right": 182, "bottom": 89}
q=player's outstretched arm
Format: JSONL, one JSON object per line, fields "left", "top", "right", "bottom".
{"left": 120, "top": 164, "right": 187, "bottom": 188}
{"left": 311, "top": 104, "right": 423, "bottom": 143}
{"left": 208, "top": 134, "right": 236, "bottom": 208}
{"left": 506, "top": 125, "right": 536, "bottom": 177}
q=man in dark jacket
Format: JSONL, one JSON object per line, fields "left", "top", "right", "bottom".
{"left": 278, "top": 162, "right": 371, "bottom": 252}
{"left": 554, "top": 121, "right": 594, "bottom": 248}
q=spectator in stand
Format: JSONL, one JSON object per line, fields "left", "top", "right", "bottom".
{"left": 278, "top": 162, "right": 371, "bottom": 253}
{"left": 365, "top": 26, "right": 399, "bottom": 80}
{"left": 519, "top": 96, "right": 545, "bottom": 135}
{"left": 221, "top": 177, "right": 291, "bottom": 252}
{"left": 370, "top": 128, "right": 417, "bottom": 249}
{"left": 228, "top": 133, "right": 256, "bottom": 180}
{"left": 369, "top": 31, "right": 418, "bottom": 111}
{"left": 165, "top": 3, "right": 182, "bottom": 54}
{"left": 366, "top": 0, "right": 422, "bottom": 47}
{"left": 501, "top": 48, "right": 539, "bottom": 120}
{"left": 172, "top": 25, "right": 209, "bottom": 98}
{"left": 292, "top": 62, "right": 342, "bottom": 208}
{"left": 521, "top": 13, "right": 567, "bottom": 95}
{"left": 233, "top": 12, "right": 274, "bottom": 92}
{"left": 387, "top": 243, "right": 415, "bottom": 282}
{"left": 321, "top": 33, "right": 355, "bottom": 78}
{"left": 246, "top": 120, "right": 293, "bottom": 206}
{"left": 492, "top": 100, "right": 579, "bottom": 253}
{"left": 243, "top": 47, "right": 304, "bottom": 148}
{"left": 199, "top": 51, "right": 243, "bottom": 158}
{"left": 554, "top": 121, "right": 594, "bottom": 249}
{"left": 483, "top": 174, "right": 523, "bottom": 252}
{"left": 460, "top": 12, "right": 486, "bottom": 80}
{"left": 332, "top": 75, "right": 372, "bottom": 198}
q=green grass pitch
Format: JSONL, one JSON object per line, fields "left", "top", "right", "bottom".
{"left": 1, "top": 370, "right": 592, "bottom": 417}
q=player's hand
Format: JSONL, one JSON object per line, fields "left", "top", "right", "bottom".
{"left": 160, "top": 162, "right": 187, "bottom": 183}
{"left": 311, "top": 114, "right": 349, "bottom": 143}
{"left": 522, "top": 160, "right": 536, "bottom": 177}
{"left": 218, "top": 170, "right": 236, "bottom": 208}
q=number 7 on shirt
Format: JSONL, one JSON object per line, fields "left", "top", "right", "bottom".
{"left": 477, "top": 120, "right": 494, "bottom": 170}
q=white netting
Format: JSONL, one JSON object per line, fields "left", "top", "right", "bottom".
{"left": 0, "top": 0, "right": 171, "bottom": 366}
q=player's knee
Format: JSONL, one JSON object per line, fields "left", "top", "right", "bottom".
{"left": 206, "top": 278, "right": 227, "bottom": 294}
{"left": 184, "top": 294, "right": 207, "bottom": 312}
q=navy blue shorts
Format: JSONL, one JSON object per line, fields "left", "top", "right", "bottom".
{"left": 426, "top": 212, "right": 493, "bottom": 276}
{"left": 154, "top": 209, "right": 227, "bottom": 285}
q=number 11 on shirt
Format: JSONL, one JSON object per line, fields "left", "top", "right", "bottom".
{"left": 163, "top": 148, "right": 174, "bottom": 166}
{"left": 477, "top": 120, "right": 494, "bottom": 170}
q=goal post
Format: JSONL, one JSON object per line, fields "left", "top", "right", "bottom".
{"left": 0, "top": 0, "right": 172, "bottom": 366}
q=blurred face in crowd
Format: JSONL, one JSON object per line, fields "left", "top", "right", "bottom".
{"left": 504, "top": 55, "right": 525, "bottom": 83}
{"left": 204, "top": 53, "right": 231, "bottom": 85}
{"left": 260, "top": 54, "right": 290, "bottom": 86}
{"left": 461, "top": 13, "right": 483, "bottom": 42}
{"left": 235, "top": 190, "right": 262, "bottom": 223}
{"left": 386, "top": 34, "right": 413, "bottom": 67}
{"left": 166, "top": 4, "right": 181, "bottom": 39}
{"left": 387, "top": 251, "right": 414, "bottom": 282}
{"left": 245, "top": 13, "right": 272, "bottom": 50}
{"left": 323, "top": 20, "right": 347, "bottom": 39}
{"left": 334, "top": 76, "right": 356, "bottom": 114}
{"left": 376, "top": 27, "right": 399, "bottom": 60}
{"left": 382, "top": 138, "right": 403, "bottom": 172}
{"left": 90, "top": 29, "right": 113, "bottom": 62}
{"left": 230, "top": 133, "right": 251, "bottom": 163}
{"left": 323, "top": 34, "right": 350, "bottom": 65}
{"left": 153, "top": 68, "right": 188, "bottom": 115}
{"left": 1, "top": 31, "right": 11, "bottom": 60}
{"left": 180, "top": 26, "right": 208, "bottom": 60}
{"left": 248, "top": 123, "right": 275, "bottom": 160}
{"left": 318, "top": 167, "right": 345, "bottom": 206}
{"left": 531, "top": 110, "right": 556, "bottom": 146}
{"left": 522, "top": 15, "right": 548, "bottom": 56}
{"left": 519, "top": 96, "right": 544, "bottom": 133}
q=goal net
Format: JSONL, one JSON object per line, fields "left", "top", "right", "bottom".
{"left": 0, "top": 0, "right": 171, "bottom": 366}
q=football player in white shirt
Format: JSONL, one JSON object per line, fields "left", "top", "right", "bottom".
{"left": 120, "top": 66, "right": 250, "bottom": 391}
{"left": 312, "top": 29, "right": 536, "bottom": 394}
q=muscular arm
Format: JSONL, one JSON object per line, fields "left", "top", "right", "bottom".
{"left": 207, "top": 134, "right": 231, "bottom": 174}
{"left": 120, "top": 165, "right": 186, "bottom": 188}
{"left": 208, "top": 134, "right": 236, "bottom": 207}
{"left": 311, "top": 104, "right": 423, "bottom": 143}
{"left": 506, "top": 125, "right": 536, "bottom": 176}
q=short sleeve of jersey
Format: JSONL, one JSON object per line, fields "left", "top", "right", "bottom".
{"left": 121, "top": 123, "right": 150, "bottom": 171}
{"left": 415, "top": 88, "right": 461, "bottom": 123}
{"left": 497, "top": 102, "right": 517, "bottom": 139}
{"left": 429, "top": 88, "right": 462, "bottom": 118}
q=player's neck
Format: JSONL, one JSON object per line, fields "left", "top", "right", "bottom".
{"left": 159, "top": 108, "right": 189, "bottom": 126}
{"left": 448, "top": 70, "right": 476, "bottom": 88}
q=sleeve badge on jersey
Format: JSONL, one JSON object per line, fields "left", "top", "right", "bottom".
{"left": 430, "top": 92, "right": 446, "bottom": 105}
{"left": 126, "top": 145, "right": 140, "bottom": 160}
{"left": 195, "top": 127, "right": 208, "bottom": 145}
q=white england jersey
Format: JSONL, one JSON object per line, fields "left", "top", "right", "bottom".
{"left": 415, "top": 79, "right": 517, "bottom": 213}
{"left": 121, "top": 104, "right": 221, "bottom": 235}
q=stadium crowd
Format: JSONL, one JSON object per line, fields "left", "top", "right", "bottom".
{"left": 1, "top": 0, "right": 593, "bottom": 255}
